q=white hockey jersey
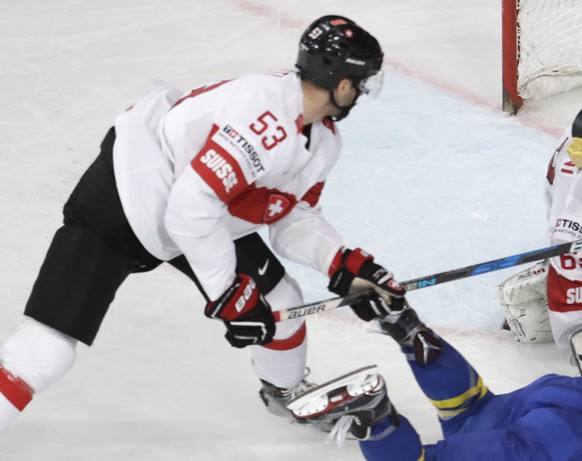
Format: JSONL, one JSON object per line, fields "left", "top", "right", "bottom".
{"left": 545, "top": 127, "right": 582, "bottom": 362}
{"left": 113, "top": 72, "right": 344, "bottom": 300}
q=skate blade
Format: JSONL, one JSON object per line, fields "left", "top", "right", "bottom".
{"left": 286, "top": 364, "right": 379, "bottom": 418}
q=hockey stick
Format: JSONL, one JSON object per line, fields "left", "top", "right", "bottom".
{"left": 273, "top": 238, "right": 582, "bottom": 322}
{"left": 403, "top": 238, "right": 582, "bottom": 291}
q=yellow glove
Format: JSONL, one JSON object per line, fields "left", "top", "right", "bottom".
{"left": 567, "top": 137, "right": 582, "bottom": 168}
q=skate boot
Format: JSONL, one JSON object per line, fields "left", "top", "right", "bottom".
{"left": 378, "top": 306, "right": 443, "bottom": 365}
{"left": 285, "top": 365, "right": 397, "bottom": 440}
{"left": 259, "top": 369, "right": 318, "bottom": 425}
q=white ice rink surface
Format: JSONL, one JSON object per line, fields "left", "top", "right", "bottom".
{"left": 1, "top": 1, "right": 581, "bottom": 459}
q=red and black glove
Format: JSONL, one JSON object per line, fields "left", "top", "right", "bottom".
{"left": 205, "top": 274, "right": 275, "bottom": 348}
{"left": 328, "top": 248, "right": 406, "bottom": 321}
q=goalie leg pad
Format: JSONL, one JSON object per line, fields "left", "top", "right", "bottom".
{"left": 497, "top": 260, "right": 553, "bottom": 343}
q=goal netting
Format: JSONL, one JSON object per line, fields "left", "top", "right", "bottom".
{"left": 502, "top": 0, "right": 582, "bottom": 113}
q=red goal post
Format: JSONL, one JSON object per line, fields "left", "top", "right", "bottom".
{"left": 502, "top": 0, "right": 582, "bottom": 114}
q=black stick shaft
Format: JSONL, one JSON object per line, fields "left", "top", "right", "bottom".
{"left": 275, "top": 239, "right": 582, "bottom": 322}
{"left": 403, "top": 239, "right": 582, "bottom": 291}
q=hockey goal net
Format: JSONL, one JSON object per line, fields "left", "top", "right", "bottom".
{"left": 502, "top": 0, "right": 582, "bottom": 114}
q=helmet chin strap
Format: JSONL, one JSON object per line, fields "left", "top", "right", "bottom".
{"left": 329, "top": 89, "right": 360, "bottom": 121}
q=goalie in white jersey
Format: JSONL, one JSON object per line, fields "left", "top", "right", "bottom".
{"left": 499, "top": 109, "right": 582, "bottom": 370}
{"left": 545, "top": 109, "right": 582, "bottom": 368}
{"left": 0, "top": 15, "right": 406, "bottom": 432}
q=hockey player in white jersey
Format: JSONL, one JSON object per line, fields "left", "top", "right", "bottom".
{"left": 545, "top": 108, "right": 582, "bottom": 370}
{"left": 0, "top": 15, "right": 406, "bottom": 432}
{"left": 499, "top": 109, "right": 582, "bottom": 370}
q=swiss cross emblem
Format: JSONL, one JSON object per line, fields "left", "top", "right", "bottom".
{"left": 263, "top": 194, "right": 291, "bottom": 223}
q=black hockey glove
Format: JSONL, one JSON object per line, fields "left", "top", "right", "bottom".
{"left": 328, "top": 248, "right": 406, "bottom": 321}
{"left": 205, "top": 274, "right": 275, "bottom": 348}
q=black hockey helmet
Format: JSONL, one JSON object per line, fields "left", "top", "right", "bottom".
{"left": 296, "top": 15, "right": 384, "bottom": 94}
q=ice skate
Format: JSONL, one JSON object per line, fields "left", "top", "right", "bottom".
{"left": 285, "top": 365, "right": 395, "bottom": 437}
{"left": 259, "top": 368, "right": 319, "bottom": 426}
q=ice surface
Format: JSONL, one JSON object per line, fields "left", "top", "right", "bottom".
{"left": 0, "top": 1, "right": 579, "bottom": 459}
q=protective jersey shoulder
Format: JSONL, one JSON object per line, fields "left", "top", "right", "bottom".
{"left": 162, "top": 72, "right": 304, "bottom": 179}
{"left": 163, "top": 72, "right": 341, "bottom": 226}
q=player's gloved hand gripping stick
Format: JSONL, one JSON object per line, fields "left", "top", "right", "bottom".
{"left": 205, "top": 274, "right": 275, "bottom": 347}
{"left": 328, "top": 248, "right": 406, "bottom": 321}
